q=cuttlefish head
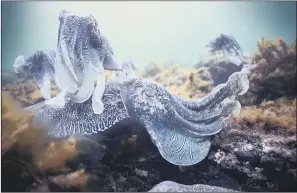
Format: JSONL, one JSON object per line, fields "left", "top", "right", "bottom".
{"left": 119, "top": 72, "right": 249, "bottom": 166}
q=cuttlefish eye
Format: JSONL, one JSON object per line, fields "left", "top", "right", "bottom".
{"left": 143, "top": 89, "right": 155, "bottom": 98}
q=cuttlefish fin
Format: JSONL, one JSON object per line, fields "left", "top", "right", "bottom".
{"left": 44, "top": 90, "right": 67, "bottom": 109}
{"left": 70, "top": 64, "right": 96, "bottom": 103}
{"left": 92, "top": 71, "right": 105, "bottom": 114}
{"left": 145, "top": 122, "right": 211, "bottom": 166}
{"left": 35, "top": 74, "right": 51, "bottom": 100}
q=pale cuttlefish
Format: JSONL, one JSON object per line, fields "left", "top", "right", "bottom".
{"left": 13, "top": 50, "right": 56, "bottom": 100}
{"left": 47, "top": 10, "right": 123, "bottom": 114}
{"left": 25, "top": 72, "right": 249, "bottom": 166}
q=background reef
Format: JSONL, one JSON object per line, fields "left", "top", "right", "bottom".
{"left": 1, "top": 37, "right": 296, "bottom": 192}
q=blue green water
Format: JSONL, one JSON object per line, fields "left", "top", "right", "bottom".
{"left": 1, "top": 1, "right": 296, "bottom": 72}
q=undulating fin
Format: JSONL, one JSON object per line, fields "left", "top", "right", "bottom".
{"left": 145, "top": 122, "right": 211, "bottom": 166}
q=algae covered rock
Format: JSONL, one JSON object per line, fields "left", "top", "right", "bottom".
{"left": 238, "top": 38, "right": 296, "bottom": 106}
{"left": 142, "top": 62, "right": 165, "bottom": 78}
{"left": 195, "top": 54, "right": 246, "bottom": 86}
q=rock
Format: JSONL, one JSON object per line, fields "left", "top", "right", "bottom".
{"left": 195, "top": 55, "right": 244, "bottom": 86}
{"left": 148, "top": 181, "right": 236, "bottom": 192}
{"left": 142, "top": 62, "right": 164, "bottom": 78}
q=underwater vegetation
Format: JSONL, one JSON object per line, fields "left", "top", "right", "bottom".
{"left": 2, "top": 93, "right": 81, "bottom": 191}
{"left": 239, "top": 37, "right": 296, "bottom": 106}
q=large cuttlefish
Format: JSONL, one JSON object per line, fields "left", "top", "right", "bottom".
{"left": 47, "top": 10, "right": 122, "bottom": 114}
{"left": 25, "top": 71, "right": 249, "bottom": 166}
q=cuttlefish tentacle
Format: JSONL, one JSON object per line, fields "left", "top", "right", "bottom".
{"left": 173, "top": 72, "right": 249, "bottom": 111}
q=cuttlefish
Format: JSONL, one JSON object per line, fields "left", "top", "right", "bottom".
{"left": 25, "top": 72, "right": 249, "bottom": 166}
{"left": 13, "top": 50, "right": 56, "bottom": 100}
{"left": 47, "top": 10, "right": 122, "bottom": 114}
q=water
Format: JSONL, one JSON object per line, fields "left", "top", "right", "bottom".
{"left": 1, "top": 2, "right": 296, "bottom": 192}
{"left": 1, "top": 1, "right": 296, "bottom": 72}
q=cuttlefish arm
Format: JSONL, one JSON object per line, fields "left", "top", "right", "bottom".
{"left": 35, "top": 73, "right": 51, "bottom": 100}
{"left": 120, "top": 71, "right": 249, "bottom": 166}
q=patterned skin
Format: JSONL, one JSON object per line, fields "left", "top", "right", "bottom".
{"left": 48, "top": 10, "right": 122, "bottom": 114}
{"left": 31, "top": 81, "right": 128, "bottom": 138}
{"left": 27, "top": 72, "right": 249, "bottom": 166}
